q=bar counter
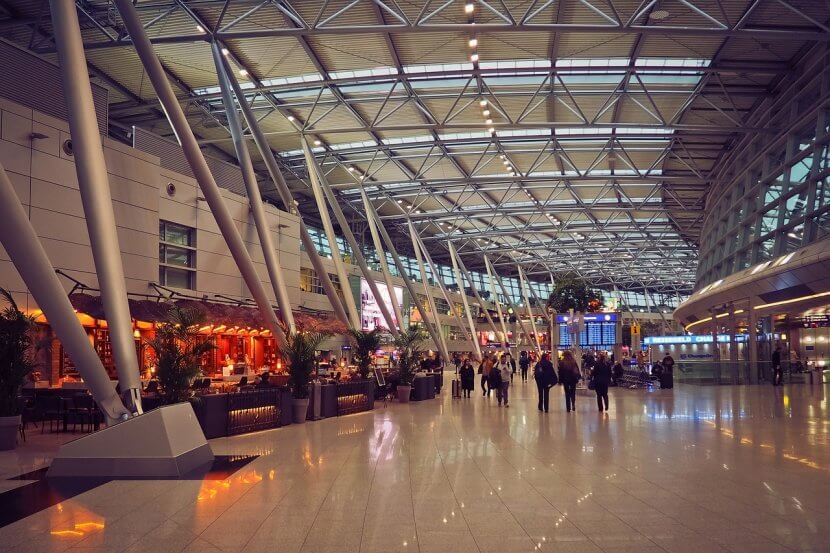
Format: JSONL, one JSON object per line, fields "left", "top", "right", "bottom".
{"left": 192, "top": 387, "right": 293, "bottom": 439}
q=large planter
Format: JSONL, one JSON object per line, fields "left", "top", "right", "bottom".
{"left": 397, "top": 385, "right": 412, "bottom": 403}
{"left": 292, "top": 398, "right": 310, "bottom": 424}
{"left": 0, "top": 415, "right": 21, "bottom": 451}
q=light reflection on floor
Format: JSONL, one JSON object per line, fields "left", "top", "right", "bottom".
{"left": 0, "top": 378, "right": 829, "bottom": 552}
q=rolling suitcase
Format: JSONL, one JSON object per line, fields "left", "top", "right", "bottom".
{"left": 452, "top": 379, "right": 461, "bottom": 398}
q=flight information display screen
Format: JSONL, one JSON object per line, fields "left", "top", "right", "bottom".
{"left": 559, "top": 321, "right": 617, "bottom": 348}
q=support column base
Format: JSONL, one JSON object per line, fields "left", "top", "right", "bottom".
{"left": 47, "top": 402, "right": 214, "bottom": 478}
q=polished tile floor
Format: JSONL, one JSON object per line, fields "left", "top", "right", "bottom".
{"left": 1, "top": 377, "right": 830, "bottom": 552}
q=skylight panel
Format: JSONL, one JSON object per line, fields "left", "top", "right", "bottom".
{"left": 479, "top": 59, "right": 551, "bottom": 71}
{"left": 403, "top": 63, "right": 474, "bottom": 74}
{"left": 329, "top": 139, "right": 378, "bottom": 151}
{"left": 330, "top": 66, "right": 397, "bottom": 79}
{"left": 556, "top": 57, "right": 629, "bottom": 68}
{"left": 635, "top": 58, "right": 710, "bottom": 68}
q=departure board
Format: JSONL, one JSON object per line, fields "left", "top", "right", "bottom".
{"left": 601, "top": 323, "right": 616, "bottom": 345}
{"left": 586, "top": 323, "right": 602, "bottom": 345}
{"left": 559, "top": 326, "right": 571, "bottom": 346}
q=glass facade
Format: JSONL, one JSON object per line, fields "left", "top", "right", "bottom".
{"left": 696, "top": 57, "right": 830, "bottom": 289}
{"left": 304, "top": 225, "right": 552, "bottom": 305}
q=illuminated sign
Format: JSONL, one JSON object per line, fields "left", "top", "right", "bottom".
{"left": 643, "top": 335, "right": 748, "bottom": 345}
{"left": 360, "top": 278, "right": 403, "bottom": 331}
{"left": 555, "top": 312, "right": 617, "bottom": 323}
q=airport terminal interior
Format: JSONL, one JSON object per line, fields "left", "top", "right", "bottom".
{"left": 0, "top": 0, "right": 829, "bottom": 551}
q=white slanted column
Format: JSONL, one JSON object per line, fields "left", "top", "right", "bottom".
{"left": 448, "top": 242, "right": 502, "bottom": 344}
{"left": 408, "top": 222, "right": 451, "bottom": 363}
{"left": 360, "top": 187, "right": 404, "bottom": 330}
{"left": 50, "top": 0, "right": 143, "bottom": 414}
{"left": 304, "top": 141, "right": 398, "bottom": 335}
{"left": 362, "top": 195, "right": 446, "bottom": 355}
{"left": 410, "top": 226, "right": 473, "bottom": 345}
{"left": 448, "top": 241, "right": 482, "bottom": 361}
{"left": 484, "top": 256, "right": 512, "bottom": 351}
{"left": 48, "top": 403, "right": 213, "bottom": 478}
{"left": 487, "top": 256, "right": 535, "bottom": 357}
{"left": 217, "top": 55, "right": 349, "bottom": 327}
{"left": 0, "top": 161, "right": 130, "bottom": 424}
{"left": 304, "top": 145, "right": 361, "bottom": 329}
{"left": 517, "top": 265, "right": 543, "bottom": 357}
{"left": 113, "top": 0, "right": 286, "bottom": 344}
{"left": 211, "top": 42, "right": 294, "bottom": 336}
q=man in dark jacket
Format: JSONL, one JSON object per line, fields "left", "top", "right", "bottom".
{"left": 534, "top": 353, "right": 557, "bottom": 413}
{"left": 661, "top": 352, "right": 675, "bottom": 389}
{"left": 592, "top": 353, "right": 612, "bottom": 412}
{"left": 519, "top": 351, "right": 530, "bottom": 382}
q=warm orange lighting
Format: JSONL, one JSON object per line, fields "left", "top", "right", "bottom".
{"left": 754, "top": 290, "right": 830, "bottom": 310}
{"left": 51, "top": 530, "right": 84, "bottom": 537}
{"left": 74, "top": 522, "right": 105, "bottom": 531}
{"left": 133, "top": 329, "right": 141, "bottom": 338}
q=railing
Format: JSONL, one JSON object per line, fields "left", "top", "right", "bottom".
{"left": 226, "top": 388, "right": 284, "bottom": 435}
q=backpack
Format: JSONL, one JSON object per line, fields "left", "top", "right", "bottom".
{"left": 489, "top": 368, "right": 502, "bottom": 388}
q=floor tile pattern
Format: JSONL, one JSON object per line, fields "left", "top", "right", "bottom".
{"left": 1, "top": 377, "right": 829, "bottom": 552}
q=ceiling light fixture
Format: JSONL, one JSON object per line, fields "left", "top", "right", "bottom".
{"left": 239, "top": 68, "right": 248, "bottom": 76}
{"left": 468, "top": 38, "right": 478, "bottom": 48}
{"left": 482, "top": 109, "right": 490, "bottom": 116}
{"left": 196, "top": 25, "right": 205, "bottom": 33}
{"left": 485, "top": 118, "right": 492, "bottom": 125}
{"left": 480, "top": 100, "right": 488, "bottom": 107}
{"left": 286, "top": 115, "right": 294, "bottom": 121}
{"left": 470, "top": 53, "right": 479, "bottom": 62}
{"left": 313, "top": 139, "right": 322, "bottom": 146}
{"left": 221, "top": 48, "right": 229, "bottom": 56}
{"left": 465, "top": 3, "right": 474, "bottom": 14}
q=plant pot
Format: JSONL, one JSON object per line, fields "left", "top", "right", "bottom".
{"left": 397, "top": 385, "right": 412, "bottom": 403}
{"left": 0, "top": 415, "right": 21, "bottom": 451}
{"left": 292, "top": 398, "right": 310, "bottom": 424}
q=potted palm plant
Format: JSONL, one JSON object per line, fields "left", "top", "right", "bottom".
{"left": 347, "top": 328, "right": 382, "bottom": 381}
{"left": 147, "top": 306, "right": 215, "bottom": 405}
{"left": 0, "top": 289, "right": 38, "bottom": 450}
{"left": 393, "top": 325, "right": 427, "bottom": 403}
{"left": 284, "top": 330, "right": 329, "bottom": 423}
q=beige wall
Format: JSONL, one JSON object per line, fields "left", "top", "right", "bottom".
{"left": 0, "top": 96, "right": 506, "bottom": 354}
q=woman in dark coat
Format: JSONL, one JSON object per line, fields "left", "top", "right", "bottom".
{"left": 459, "top": 358, "right": 475, "bottom": 398}
{"left": 558, "top": 350, "right": 580, "bottom": 413}
{"left": 591, "top": 352, "right": 612, "bottom": 412}
{"left": 534, "top": 353, "right": 557, "bottom": 413}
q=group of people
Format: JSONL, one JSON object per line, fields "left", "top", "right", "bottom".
{"left": 458, "top": 352, "right": 515, "bottom": 406}
{"left": 455, "top": 349, "right": 617, "bottom": 413}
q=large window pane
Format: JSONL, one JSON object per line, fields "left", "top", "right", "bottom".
{"left": 782, "top": 191, "right": 808, "bottom": 225}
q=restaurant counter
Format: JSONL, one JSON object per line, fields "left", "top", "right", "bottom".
{"left": 192, "top": 387, "right": 293, "bottom": 439}
{"left": 308, "top": 380, "right": 375, "bottom": 418}
{"left": 412, "top": 374, "right": 436, "bottom": 401}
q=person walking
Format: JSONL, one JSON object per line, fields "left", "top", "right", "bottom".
{"left": 459, "top": 358, "right": 475, "bottom": 398}
{"left": 660, "top": 351, "right": 675, "bottom": 389}
{"left": 592, "top": 352, "right": 612, "bottom": 412}
{"left": 772, "top": 346, "right": 782, "bottom": 386}
{"left": 534, "top": 353, "right": 557, "bottom": 412}
{"left": 504, "top": 352, "right": 517, "bottom": 381}
{"left": 519, "top": 351, "right": 530, "bottom": 382}
{"left": 496, "top": 355, "right": 512, "bottom": 407}
{"left": 558, "top": 350, "right": 580, "bottom": 413}
{"left": 481, "top": 354, "right": 494, "bottom": 396}
{"left": 489, "top": 357, "right": 503, "bottom": 405}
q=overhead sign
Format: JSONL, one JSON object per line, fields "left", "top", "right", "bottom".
{"left": 555, "top": 312, "right": 617, "bottom": 323}
{"left": 644, "top": 334, "right": 748, "bottom": 345}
